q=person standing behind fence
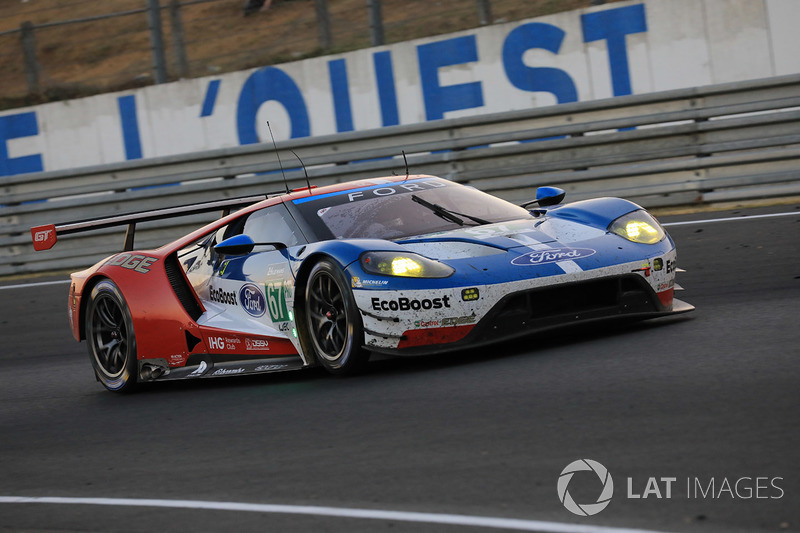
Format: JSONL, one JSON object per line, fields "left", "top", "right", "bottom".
{"left": 244, "top": 0, "right": 272, "bottom": 16}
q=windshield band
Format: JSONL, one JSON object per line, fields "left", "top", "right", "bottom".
{"left": 292, "top": 178, "right": 448, "bottom": 205}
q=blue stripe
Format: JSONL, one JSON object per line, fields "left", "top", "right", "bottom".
{"left": 373, "top": 51, "right": 399, "bottom": 127}
{"left": 117, "top": 95, "right": 142, "bottom": 160}
{"left": 201, "top": 80, "right": 221, "bottom": 117}
{"left": 328, "top": 59, "right": 354, "bottom": 132}
{"left": 292, "top": 178, "right": 431, "bottom": 205}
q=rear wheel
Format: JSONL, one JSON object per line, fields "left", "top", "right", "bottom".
{"left": 85, "top": 280, "right": 138, "bottom": 392}
{"left": 304, "top": 260, "right": 369, "bottom": 375}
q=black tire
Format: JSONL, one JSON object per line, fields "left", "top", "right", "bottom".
{"left": 85, "top": 280, "right": 138, "bottom": 393}
{"left": 304, "top": 260, "right": 369, "bottom": 375}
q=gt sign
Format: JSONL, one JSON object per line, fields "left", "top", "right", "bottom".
{"left": 31, "top": 225, "right": 57, "bottom": 251}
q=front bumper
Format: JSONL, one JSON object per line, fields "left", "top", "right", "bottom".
{"left": 354, "top": 256, "right": 693, "bottom": 355}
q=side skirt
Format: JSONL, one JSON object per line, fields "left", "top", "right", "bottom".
{"left": 138, "top": 355, "right": 305, "bottom": 381}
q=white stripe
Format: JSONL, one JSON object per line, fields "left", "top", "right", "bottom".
{"left": 555, "top": 261, "right": 584, "bottom": 274}
{"left": 0, "top": 280, "right": 70, "bottom": 291}
{"left": 662, "top": 211, "right": 797, "bottom": 227}
{"left": 0, "top": 496, "right": 670, "bottom": 533}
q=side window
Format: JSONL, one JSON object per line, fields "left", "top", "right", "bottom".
{"left": 243, "top": 203, "right": 304, "bottom": 248}
{"left": 178, "top": 224, "right": 231, "bottom": 288}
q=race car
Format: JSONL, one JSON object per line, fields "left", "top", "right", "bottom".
{"left": 31, "top": 175, "right": 693, "bottom": 392}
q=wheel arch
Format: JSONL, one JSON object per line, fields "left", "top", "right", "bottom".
{"left": 77, "top": 274, "right": 112, "bottom": 342}
{"left": 293, "top": 252, "right": 350, "bottom": 365}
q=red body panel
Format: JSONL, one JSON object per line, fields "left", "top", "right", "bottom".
{"left": 74, "top": 249, "right": 205, "bottom": 361}
{"left": 398, "top": 325, "right": 475, "bottom": 349}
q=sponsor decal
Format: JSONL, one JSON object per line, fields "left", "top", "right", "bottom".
{"left": 105, "top": 253, "right": 159, "bottom": 273}
{"left": 208, "top": 336, "right": 242, "bottom": 351}
{"left": 219, "top": 260, "right": 230, "bottom": 276}
{"left": 210, "top": 285, "right": 237, "bottom": 305}
{"left": 511, "top": 247, "right": 596, "bottom": 266}
{"left": 266, "top": 281, "right": 291, "bottom": 322}
{"left": 371, "top": 295, "right": 451, "bottom": 312}
{"left": 442, "top": 314, "right": 477, "bottom": 326}
{"left": 632, "top": 261, "right": 652, "bottom": 277}
{"left": 212, "top": 368, "right": 245, "bottom": 376}
{"left": 255, "top": 364, "right": 289, "bottom": 372}
{"left": 666, "top": 258, "right": 676, "bottom": 274}
{"left": 461, "top": 287, "right": 479, "bottom": 301}
{"left": 352, "top": 276, "right": 389, "bottom": 288}
{"left": 188, "top": 360, "right": 208, "bottom": 377}
{"left": 345, "top": 179, "right": 446, "bottom": 203}
{"left": 266, "top": 264, "right": 287, "bottom": 277}
{"left": 239, "top": 283, "right": 266, "bottom": 317}
{"left": 414, "top": 314, "right": 478, "bottom": 328}
{"left": 657, "top": 280, "right": 675, "bottom": 292}
{"left": 245, "top": 338, "right": 270, "bottom": 351}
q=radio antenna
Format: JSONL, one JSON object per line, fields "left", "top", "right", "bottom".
{"left": 266, "top": 121, "right": 290, "bottom": 194}
{"left": 291, "top": 149, "right": 312, "bottom": 195}
{"left": 402, "top": 150, "right": 409, "bottom": 183}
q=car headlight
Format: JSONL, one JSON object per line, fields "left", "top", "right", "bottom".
{"left": 608, "top": 210, "right": 666, "bottom": 244}
{"left": 360, "top": 252, "right": 454, "bottom": 278}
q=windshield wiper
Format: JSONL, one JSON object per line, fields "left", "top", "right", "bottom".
{"left": 411, "top": 194, "right": 491, "bottom": 226}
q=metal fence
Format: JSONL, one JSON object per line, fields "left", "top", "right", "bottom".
{"left": 0, "top": 0, "right": 613, "bottom": 108}
{"left": 2, "top": 73, "right": 799, "bottom": 277}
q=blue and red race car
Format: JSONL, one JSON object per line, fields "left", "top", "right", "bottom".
{"left": 32, "top": 175, "right": 692, "bottom": 392}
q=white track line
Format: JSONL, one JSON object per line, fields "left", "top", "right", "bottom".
{"left": 662, "top": 211, "right": 797, "bottom": 226}
{"left": 0, "top": 496, "right": 669, "bottom": 533}
{"left": 0, "top": 280, "right": 70, "bottom": 290}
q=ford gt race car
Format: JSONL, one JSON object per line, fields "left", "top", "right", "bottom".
{"left": 32, "top": 175, "right": 693, "bottom": 392}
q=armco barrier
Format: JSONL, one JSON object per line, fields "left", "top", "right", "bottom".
{"left": 2, "top": 74, "right": 800, "bottom": 277}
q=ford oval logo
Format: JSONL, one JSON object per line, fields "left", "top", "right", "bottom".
{"left": 511, "top": 247, "right": 596, "bottom": 266}
{"left": 239, "top": 283, "right": 266, "bottom": 317}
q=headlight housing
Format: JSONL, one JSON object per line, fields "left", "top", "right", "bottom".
{"left": 360, "top": 252, "right": 454, "bottom": 278}
{"left": 608, "top": 210, "right": 666, "bottom": 244}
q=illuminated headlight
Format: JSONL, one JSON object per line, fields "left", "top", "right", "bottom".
{"left": 608, "top": 210, "right": 666, "bottom": 244}
{"left": 360, "top": 252, "right": 454, "bottom": 278}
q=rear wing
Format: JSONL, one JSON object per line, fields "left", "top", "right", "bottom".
{"left": 31, "top": 195, "right": 269, "bottom": 252}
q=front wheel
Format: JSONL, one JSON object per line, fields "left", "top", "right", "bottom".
{"left": 85, "top": 280, "right": 138, "bottom": 392}
{"left": 304, "top": 260, "right": 369, "bottom": 375}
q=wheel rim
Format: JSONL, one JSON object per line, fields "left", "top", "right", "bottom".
{"left": 307, "top": 271, "right": 348, "bottom": 361}
{"left": 89, "top": 294, "right": 129, "bottom": 377}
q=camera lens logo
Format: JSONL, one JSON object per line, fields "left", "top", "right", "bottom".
{"left": 557, "top": 459, "right": 614, "bottom": 516}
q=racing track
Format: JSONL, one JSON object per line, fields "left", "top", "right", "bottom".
{"left": 0, "top": 204, "right": 798, "bottom": 533}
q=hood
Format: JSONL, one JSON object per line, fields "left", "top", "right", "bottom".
{"left": 396, "top": 217, "right": 607, "bottom": 260}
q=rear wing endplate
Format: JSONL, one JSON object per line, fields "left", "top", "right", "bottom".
{"left": 31, "top": 195, "right": 268, "bottom": 252}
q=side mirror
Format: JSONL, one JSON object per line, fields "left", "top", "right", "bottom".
{"left": 214, "top": 234, "right": 255, "bottom": 256}
{"left": 535, "top": 186, "right": 566, "bottom": 207}
{"left": 519, "top": 186, "right": 566, "bottom": 209}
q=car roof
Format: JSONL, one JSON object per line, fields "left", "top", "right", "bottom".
{"left": 163, "top": 174, "right": 442, "bottom": 253}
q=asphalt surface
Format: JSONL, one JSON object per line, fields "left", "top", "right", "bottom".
{"left": 0, "top": 203, "right": 798, "bottom": 533}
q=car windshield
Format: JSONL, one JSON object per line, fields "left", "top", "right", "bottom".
{"left": 294, "top": 178, "right": 532, "bottom": 241}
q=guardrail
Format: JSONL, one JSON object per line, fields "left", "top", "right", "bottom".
{"left": 3, "top": 73, "right": 800, "bottom": 277}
